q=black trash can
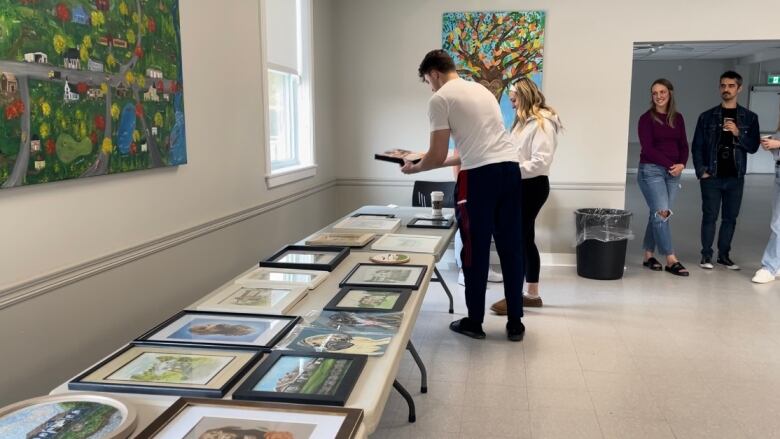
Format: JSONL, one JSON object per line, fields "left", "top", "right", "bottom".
{"left": 574, "top": 209, "right": 633, "bottom": 280}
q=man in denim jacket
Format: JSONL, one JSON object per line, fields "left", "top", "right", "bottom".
{"left": 692, "top": 71, "right": 760, "bottom": 271}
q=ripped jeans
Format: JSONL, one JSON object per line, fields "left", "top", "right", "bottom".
{"left": 637, "top": 163, "right": 681, "bottom": 256}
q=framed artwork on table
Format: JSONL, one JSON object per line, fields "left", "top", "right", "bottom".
{"left": 137, "top": 311, "right": 299, "bottom": 350}
{"left": 305, "top": 232, "right": 375, "bottom": 248}
{"left": 340, "top": 263, "right": 427, "bottom": 290}
{"left": 0, "top": 393, "right": 137, "bottom": 439}
{"left": 310, "top": 311, "right": 403, "bottom": 335}
{"left": 135, "top": 398, "right": 363, "bottom": 439}
{"left": 193, "top": 284, "right": 308, "bottom": 315}
{"left": 407, "top": 216, "right": 455, "bottom": 229}
{"left": 370, "top": 234, "right": 441, "bottom": 254}
{"left": 259, "top": 245, "right": 350, "bottom": 272}
{"left": 281, "top": 326, "right": 392, "bottom": 357}
{"left": 351, "top": 213, "right": 396, "bottom": 218}
{"left": 232, "top": 351, "right": 367, "bottom": 406}
{"left": 235, "top": 267, "right": 329, "bottom": 290}
{"left": 331, "top": 217, "right": 401, "bottom": 234}
{"left": 68, "top": 343, "right": 261, "bottom": 398}
{"left": 324, "top": 287, "right": 411, "bottom": 313}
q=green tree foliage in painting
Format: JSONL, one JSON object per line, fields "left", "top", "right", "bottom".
{"left": 442, "top": 11, "right": 545, "bottom": 100}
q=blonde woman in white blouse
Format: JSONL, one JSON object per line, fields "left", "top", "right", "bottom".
{"left": 491, "top": 77, "right": 562, "bottom": 314}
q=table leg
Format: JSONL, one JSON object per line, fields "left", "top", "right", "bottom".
{"left": 406, "top": 340, "right": 427, "bottom": 393}
{"left": 393, "top": 379, "right": 416, "bottom": 423}
{"left": 432, "top": 266, "right": 454, "bottom": 314}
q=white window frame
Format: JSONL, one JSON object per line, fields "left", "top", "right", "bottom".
{"left": 260, "top": 0, "right": 316, "bottom": 188}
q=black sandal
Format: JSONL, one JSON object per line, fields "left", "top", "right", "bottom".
{"left": 665, "top": 262, "right": 690, "bottom": 277}
{"left": 643, "top": 257, "right": 663, "bottom": 271}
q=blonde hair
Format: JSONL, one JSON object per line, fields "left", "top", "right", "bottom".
{"left": 649, "top": 78, "right": 678, "bottom": 128}
{"left": 509, "top": 77, "right": 561, "bottom": 132}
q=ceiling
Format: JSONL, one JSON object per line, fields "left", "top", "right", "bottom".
{"left": 633, "top": 41, "right": 780, "bottom": 60}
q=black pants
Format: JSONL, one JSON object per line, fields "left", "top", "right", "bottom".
{"left": 523, "top": 176, "right": 550, "bottom": 283}
{"left": 700, "top": 176, "right": 744, "bottom": 258}
{"left": 455, "top": 162, "right": 524, "bottom": 323}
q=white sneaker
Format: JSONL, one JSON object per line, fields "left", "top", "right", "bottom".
{"left": 752, "top": 268, "right": 778, "bottom": 284}
{"left": 487, "top": 268, "right": 504, "bottom": 283}
{"left": 457, "top": 271, "right": 465, "bottom": 286}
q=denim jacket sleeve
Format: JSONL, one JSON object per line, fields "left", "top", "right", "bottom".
{"left": 735, "top": 112, "right": 760, "bottom": 154}
{"left": 691, "top": 113, "right": 707, "bottom": 178}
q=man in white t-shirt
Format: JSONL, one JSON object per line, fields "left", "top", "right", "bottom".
{"left": 401, "top": 49, "right": 526, "bottom": 341}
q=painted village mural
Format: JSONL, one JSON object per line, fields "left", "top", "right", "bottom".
{"left": 0, "top": 0, "right": 186, "bottom": 189}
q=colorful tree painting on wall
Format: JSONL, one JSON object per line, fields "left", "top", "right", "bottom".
{"left": 442, "top": 11, "right": 545, "bottom": 128}
{"left": 0, "top": 0, "right": 186, "bottom": 189}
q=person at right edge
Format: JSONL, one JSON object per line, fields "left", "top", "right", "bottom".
{"left": 692, "top": 71, "right": 760, "bottom": 271}
{"left": 402, "top": 49, "right": 525, "bottom": 341}
{"left": 491, "top": 77, "right": 562, "bottom": 314}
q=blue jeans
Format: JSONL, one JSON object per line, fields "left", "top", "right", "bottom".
{"left": 760, "top": 165, "right": 780, "bottom": 273}
{"left": 637, "top": 163, "right": 681, "bottom": 256}
{"left": 700, "top": 176, "right": 744, "bottom": 258}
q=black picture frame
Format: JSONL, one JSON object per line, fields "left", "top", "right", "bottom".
{"left": 324, "top": 286, "right": 411, "bottom": 313}
{"left": 351, "top": 213, "right": 396, "bottom": 218}
{"left": 233, "top": 351, "right": 367, "bottom": 407}
{"left": 136, "top": 311, "right": 300, "bottom": 350}
{"left": 339, "top": 263, "right": 427, "bottom": 290}
{"left": 259, "top": 245, "right": 350, "bottom": 272}
{"left": 68, "top": 342, "right": 262, "bottom": 398}
{"left": 407, "top": 216, "right": 455, "bottom": 229}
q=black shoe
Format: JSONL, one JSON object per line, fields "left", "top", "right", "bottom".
{"left": 717, "top": 255, "right": 741, "bottom": 270}
{"left": 699, "top": 256, "right": 714, "bottom": 269}
{"left": 449, "top": 318, "right": 486, "bottom": 339}
{"left": 506, "top": 319, "right": 525, "bottom": 342}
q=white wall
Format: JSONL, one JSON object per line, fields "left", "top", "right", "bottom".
{"left": 329, "top": 0, "right": 780, "bottom": 252}
{"left": 0, "top": 0, "right": 342, "bottom": 405}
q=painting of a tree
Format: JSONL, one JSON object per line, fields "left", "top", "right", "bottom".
{"left": 443, "top": 11, "right": 545, "bottom": 127}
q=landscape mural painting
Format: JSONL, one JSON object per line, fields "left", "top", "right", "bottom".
{"left": 0, "top": 401, "right": 122, "bottom": 439}
{"left": 442, "top": 11, "right": 545, "bottom": 129}
{"left": 254, "top": 356, "right": 354, "bottom": 397}
{"left": 0, "top": 0, "right": 186, "bottom": 189}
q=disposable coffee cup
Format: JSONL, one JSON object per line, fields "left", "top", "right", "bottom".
{"left": 431, "top": 191, "right": 444, "bottom": 218}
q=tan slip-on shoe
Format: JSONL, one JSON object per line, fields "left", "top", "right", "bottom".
{"left": 490, "top": 296, "right": 543, "bottom": 315}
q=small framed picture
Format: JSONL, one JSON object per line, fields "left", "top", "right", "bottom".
{"left": 137, "top": 311, "right": 300, "bottom": 350}
{"left": 407, "top": 216, "right": 454, "bottom": 229}
{"left": 340, "top": 263, "right": 427, "bottom": 290}
{"left": 135, "top": 398, "right": 364, "bottom": 439}
{"left": 235, "top": 267, "right": 329, "bottom": 290}
{"left": 351, "top": 213, "right": 396, "bottom": 218}
{"left": 305, "top": 232, "right": 375, "bottom": 248}
{"left": 310, "top": 311, "right": 403, "bottom": 335}
{"left": 370, "top": 234, "right": 442, "bottom": 254}
{"left": 332, "top": 216, "right": 401, "bottom": 234}
{"left": 193, "top": 283, "right": 308, "bottom": 315}
{"left": 324, "top": 286, "right": 411, "bottom": 313}
{"left": 281, "top": 326, "right": 392, "bottom": 356}
{"left": 0, "top": 393, "right": 138, "bottom": 439}
{"left": 69, "top": 343, "right": 261, "bottom": 398}
{"left": 260, "top": 245, "right": 350, "bottom": 272}
{"left": 233, "top": 351, "right": 367, "bottom": 407}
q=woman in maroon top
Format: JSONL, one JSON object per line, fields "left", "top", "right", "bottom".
{"left": 637, "top": 78, "right": 689, "bottom": 276}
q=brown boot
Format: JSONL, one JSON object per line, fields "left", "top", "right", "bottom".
{"left": 523, "top": 294, "right": 543, "bottom": 307}
{"left": 490, "top": 299, "right": 507, "bottom": 315}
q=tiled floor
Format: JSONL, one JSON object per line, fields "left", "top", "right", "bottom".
{"left": 371, "top": 175, "right": 780, "bottom": 439}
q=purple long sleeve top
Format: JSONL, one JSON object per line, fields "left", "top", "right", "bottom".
{"left": 638, "top": 110, "right": 689, "bottom": 169}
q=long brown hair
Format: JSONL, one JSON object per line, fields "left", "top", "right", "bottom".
{"left": 510, "top": 77, "right": 561, "bottom": 132}
{"left": 649, "top": 78, "right": 677, "bottom": 128}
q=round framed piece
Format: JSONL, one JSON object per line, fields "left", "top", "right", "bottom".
{"left": 369, "top": 253, "right": 410, "bottom": 264}
{"left": 0, "top": 393, "right": 138, "bottom": 439}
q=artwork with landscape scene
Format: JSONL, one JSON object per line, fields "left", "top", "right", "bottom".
{"left": 0, "top": 0, "right": 186, "bottom": 189}
{"left": 0, "top": 401, "right": 122, "bottom": 439}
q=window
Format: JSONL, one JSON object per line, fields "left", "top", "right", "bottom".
{"left": 262, "top": 0, "right": 315, "bottom": 187}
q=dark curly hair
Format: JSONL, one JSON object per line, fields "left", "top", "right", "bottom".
{"left": 418, "top": 49, "right": 456, "bottom": 81}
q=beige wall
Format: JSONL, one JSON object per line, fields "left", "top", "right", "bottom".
{"left": 0, "top": 0, "right": 341, "bottom": 405}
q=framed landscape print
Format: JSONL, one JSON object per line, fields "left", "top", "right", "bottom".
{"left": 233, "top": 352, "right": 367, "bottom": 406}
{"left": 259, "top": 245, "right": 350, "bottom": 272}
{"left": 340, "top": 263, "right": 427, "bottom": 290}
{"left": 310, "top": 311, "right": 403, "bottom": 335}
{"left": 137, "top": 311, "right": 299, "bottom": 350}
{"left": 135, "top": 398, "right": 363, "bottom": 439}
{"left": 324, "top": 287, "right": 411, "bottom": 313}
{"left": 331, "top": 217, "right": 401, "bottom": 234}
{"left": 68, "top": 343, "right": 261, "bottom": 398}
{"left": 0, "top": 393, "right": 137, "bottom": 439}
{"left": 407, "top": 217, "right": 455, "bottom": 229}
{"left": 235, "top": 267, "right": 329, "bottom": 290}
{"left": 193, "top": 284, "right": 307, "bottom": 315}
{"left": 370, "top": 234, "right": 442, "bottom": 254}
{"left": 305, "top": 232, "right": 375, "bottom": 248}
{"left": 282, "top": 326, "right": 392, "bottom": 356}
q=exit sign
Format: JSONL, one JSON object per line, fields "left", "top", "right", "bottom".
{"left": 769, "top": 74, "right": 780, "bottom": 85}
